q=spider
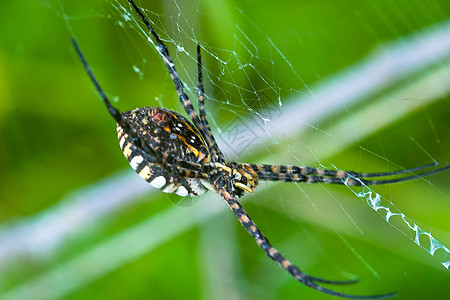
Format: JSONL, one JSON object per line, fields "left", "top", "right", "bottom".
{"left": 72, "top": 1, "right": 449, "bottom": 298}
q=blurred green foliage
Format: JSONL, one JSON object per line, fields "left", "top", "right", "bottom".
{"left": 0, "top": 0, "right": 449, "bottom": 299}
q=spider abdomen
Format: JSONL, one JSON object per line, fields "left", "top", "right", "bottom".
{"left": 116, "top": 107, "right": 211, "bottom": 197}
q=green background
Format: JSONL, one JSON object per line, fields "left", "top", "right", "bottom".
{"left": 0, "top": 0, "right": 449, "bottom": 299}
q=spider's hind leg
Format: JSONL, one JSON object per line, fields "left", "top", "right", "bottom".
{"left": 218, "top": 187, "right": 396, "bottom": 299}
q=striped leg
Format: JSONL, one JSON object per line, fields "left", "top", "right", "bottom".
{"left": 247, "top": 163, "right": 450, "bottom": 186}
{"left": 128, "top": 0, "right": 223, "bottom": 163}
{"left": 218, "top": 188, "right": 396, "bottom": 299}
{"left": 72, "top": 38, "right": 160, "bottom": 159}
{"left": 196, "top": 44, "right": 225, "bottom": 163}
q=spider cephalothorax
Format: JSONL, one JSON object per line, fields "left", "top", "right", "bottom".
{"left": 212, "top": 162, "right": 259, "bottom": 197}
{"left": 73, "top": 0, "right": 449, "bottom": 298}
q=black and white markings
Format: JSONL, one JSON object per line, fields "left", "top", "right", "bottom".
{"left": 116, "top": 108, "right": 211, "bottom": 197}
{"left": 150, "top": 176, "right": 166, "bottom": 189}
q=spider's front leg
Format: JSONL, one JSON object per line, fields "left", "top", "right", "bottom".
{"left": 246, "top": 162, "right": 449, "bottom": 186}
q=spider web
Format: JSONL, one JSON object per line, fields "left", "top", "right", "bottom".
{"left": 107, "top": 0, "right": 450, "bottom": 268}
{"left": 0, "top": 1, "right": 449, "bottom": 299}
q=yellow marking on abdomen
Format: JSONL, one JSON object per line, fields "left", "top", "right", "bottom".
{"left": 123, "top": 143, "right": 133, "bottom": 158}
{"left": 138, "top": 165, "right": 152, "bottom": 180}
{"left": 162, "top": 126, "right": 202, "bottom": 158}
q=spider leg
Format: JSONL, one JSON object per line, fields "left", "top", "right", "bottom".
{"left": 248, "top": 163, "right": 449, "bottom": 186}
{"left": 345, "top": 163, "right": 437, "bottom": 178}
{"left": 128, "top": 0, "right": 223, "bottom": 163}
{"left": 218, "top": 188, "right": 396, "bottom": 299}
{"left": 196, "top": 44, "right": 225, "bottom": 163}
{"left": 72, "top": 38, "right": 158, "bottom": 159}
{"left": 73, "top": 38, "right": 215, "bottom": 181}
